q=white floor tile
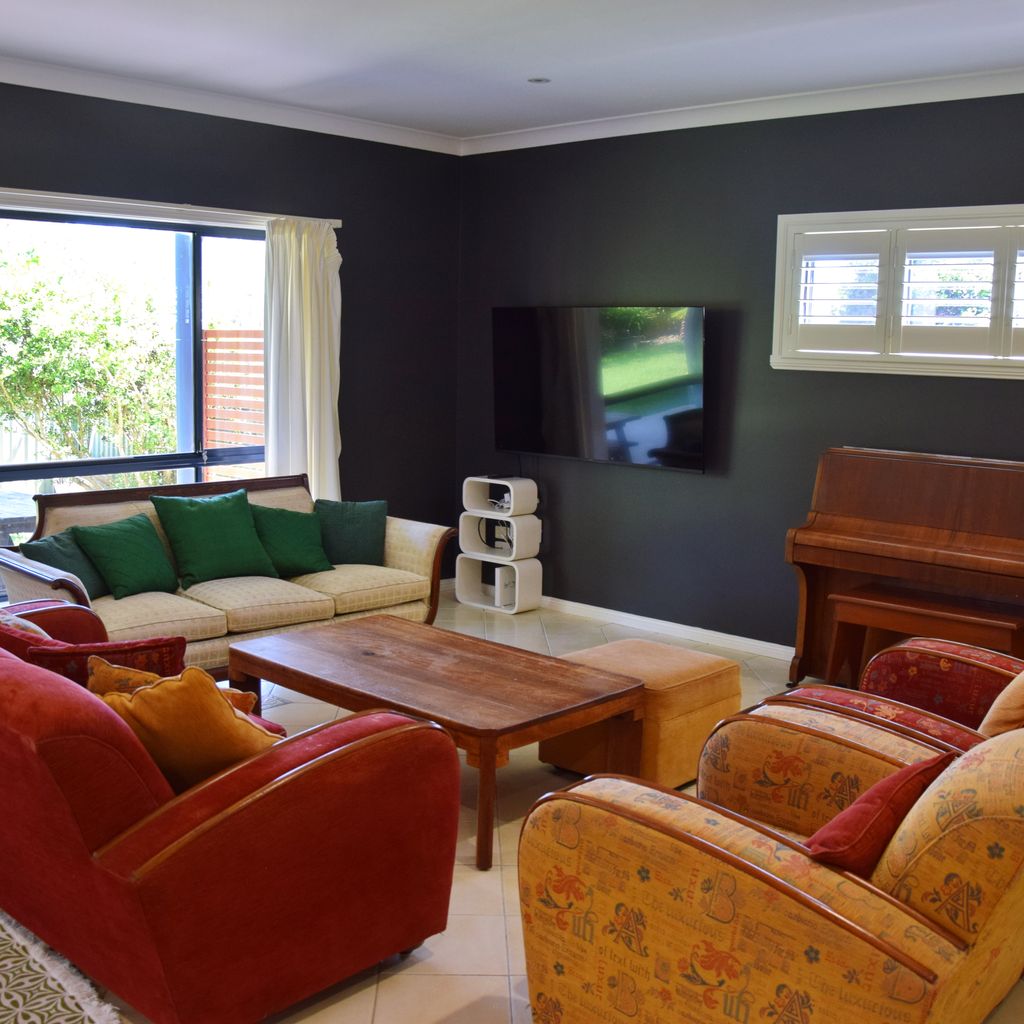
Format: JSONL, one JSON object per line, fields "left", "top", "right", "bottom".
{"left": 448, "top": 863, "right": 505, "bottom": 917}
{"left": 509, "top": 975, "right": 532, "bottom": 1024}
{"left": 372, "top": 974, "right": 510, "bottom": 1024}
{"left": 266, "top": 969, "right": 378, "bottom": 1023}
{"left": 380, "top": 915, "right": 508, "bottom": 977}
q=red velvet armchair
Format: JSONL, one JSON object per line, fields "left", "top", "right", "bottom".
{"left": 0, "top": 647, "right": 460, "bottom": 1024}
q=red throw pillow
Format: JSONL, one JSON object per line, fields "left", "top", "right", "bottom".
{"left": 804, "top": 751, "right": 958, "bottom": 878}
{"left": 0, "top": 620, "right": 69, "bottom": 661}
{"left": 26, "top": 637, "right": 187, "bottom": 688}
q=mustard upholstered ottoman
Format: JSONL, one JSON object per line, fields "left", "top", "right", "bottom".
{"left": 537, "top": 638, "right": 742, "bottom": 788}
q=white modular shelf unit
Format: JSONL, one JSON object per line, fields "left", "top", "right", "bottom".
{"left": 455, "top": 476, "right": 542, "bottom": 614}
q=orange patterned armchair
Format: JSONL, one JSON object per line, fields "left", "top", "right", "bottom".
{"left": 518, "top": 728, "right": 1024, "bottom": 1023}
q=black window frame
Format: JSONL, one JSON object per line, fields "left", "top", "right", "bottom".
{"left": 0, "top": 209, "right": 266, "bottom": 486}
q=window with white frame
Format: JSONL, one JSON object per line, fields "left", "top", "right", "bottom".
{"left": 771, "top": 205, "right": 1024, "bottom": 377}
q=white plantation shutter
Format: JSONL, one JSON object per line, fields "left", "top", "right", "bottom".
{"left": 1009, "top": 236, "right": 1024, "bottom": 359}
{"left": 893, "top": 227, "right": 1006, "bottom": 358}
{"left": 790, "top": 230, "right": 889, "bottom": 354}
{"left": 772, "top": 206, "right": 1024, "bottom": 378}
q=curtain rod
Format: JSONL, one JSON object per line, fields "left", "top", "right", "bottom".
{"left": 0, "top": 186, "right": 342, "bottom": 229}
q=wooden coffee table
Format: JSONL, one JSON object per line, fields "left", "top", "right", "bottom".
{"left": 228, "top": 614, "right": 644, "bottom": 870}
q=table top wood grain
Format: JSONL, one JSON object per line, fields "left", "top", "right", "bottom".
{"left": 228, "top": 614, "right": 643, "bottom": 738}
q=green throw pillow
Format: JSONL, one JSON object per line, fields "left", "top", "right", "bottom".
{"left": 21, "top": 529, "right": 110, "bottom": 601}
{"left": 150, "top": 489, "right": 278, "bottom": 589}
{"left": 250, "top": 504, "right": 333, "bottom": 578}
{"left": 73, "top": 515, "right": 179, "bottom": 600}
{"left": 314, "top": 499, "right": 388, "bottom": 565}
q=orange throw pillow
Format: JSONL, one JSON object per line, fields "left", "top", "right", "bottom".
{"left": 100, "top": 666, "right": 278, "bottom": 792}
{"left": 88, "top": 656, "right": 258, "bottom": 712}
{"left": 978, "top": 669, "right": 1024, "bottom": 737}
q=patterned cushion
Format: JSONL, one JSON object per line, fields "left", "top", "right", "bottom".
{"left": 91, "top": 592, "right": 228, "bottom": 643}
{"left": 750, "top": 705, "right": 945, "bottom": 764}
{"left": 26, "top": 636, "right": 187, "bottom": 687}
{"left": 784, "top": 686, "right": 985, "bottom": 750}
{"left": 291, "top": 564, "right": 429, "bottom": 615}
{"left": 861, "top": 639, "right": 1020, "bottom": 728}
{"left": 872, "top": 730, "right": 1024, "bottom": 943}
{"left": 183, "top": 577, "right": 335, "bottom": 632}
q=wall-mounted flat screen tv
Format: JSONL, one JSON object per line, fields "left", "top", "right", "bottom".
{"left": 492, "top": 305, "right": 705, "bottom": 472}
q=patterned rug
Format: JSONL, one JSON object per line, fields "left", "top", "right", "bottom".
{"left": 0, "top": 912, "right": 122, "bottom": 1023}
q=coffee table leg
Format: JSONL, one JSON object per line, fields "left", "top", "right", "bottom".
{"left": 474, "top": 742, "right": 498, "bottom": 871}
{"left": 229, "top": 667, "right": 262, "bottom": 716}
{"left": 606, "top": 711, "right": 643, "bottom": 777}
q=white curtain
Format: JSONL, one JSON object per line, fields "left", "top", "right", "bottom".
{"left": 264, "top": 218, "right": 343, "bottom": 500}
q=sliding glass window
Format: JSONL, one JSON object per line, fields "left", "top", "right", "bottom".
{"left": 0, "top": 212, "right": 265, "bottom": 543}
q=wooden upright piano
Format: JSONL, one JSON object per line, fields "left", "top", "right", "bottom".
{"left": 786, "top": 447, "right": 1024, "bottom": 684}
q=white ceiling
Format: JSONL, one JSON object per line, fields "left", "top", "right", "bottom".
{"left": 3, "top": 0, "right": 1024, "bottom": 155}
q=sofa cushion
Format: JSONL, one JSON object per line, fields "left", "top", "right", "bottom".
{"left": 73, "top": 514, "right": 179, "bottom": 599}
{"left": 91, "top": 592, "right": 228, "bottom": 643}
{"left": 100, "top": 666, "right": 280, "bottom": 793}
{"left": 151, "top": 489, "right": 279, "bottom": 589}
{"left": 250, "top": 504, "right": 333, "bottom": 577}
{"left": 21, "top": 529, "right": 110, "bottom": 600}
{"left": 184, "top": 577, "right": 336, "bottom": 632}
{"left": 291, "top": 564, "right": 430, "bottom": 615}
{"left": 314, "top": 499, "right": 388, "bottom": 565}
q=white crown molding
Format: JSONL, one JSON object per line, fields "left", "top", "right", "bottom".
{"left": 437, "top": 578, "right": 795, "bottom": 661}
{"left": 457, "top": 67, "right": 1024, "bottom": 155}
{"left": 2, "top": 55, "right": 1024, "bottom": 157}
{"left": 0, "top": 56, "right": 463, "bottom": 156}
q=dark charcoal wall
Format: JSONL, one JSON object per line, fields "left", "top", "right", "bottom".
{"left": 0, "top": 83, "right": 461, "bottom": 525}
{"left": 458, "top": 94, "right": 1024, "bottom": 644}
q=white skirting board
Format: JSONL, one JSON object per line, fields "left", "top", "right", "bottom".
{"left": 439, "top": 578, "right": 794, "bottom": 662}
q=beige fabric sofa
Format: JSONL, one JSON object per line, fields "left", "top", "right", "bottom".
{"left": 0, "top": 475, "right": 455, "bottom": 674}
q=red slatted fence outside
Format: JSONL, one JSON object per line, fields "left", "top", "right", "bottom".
{"left": 202, "top": 329, "right": 265, "bottom": 449}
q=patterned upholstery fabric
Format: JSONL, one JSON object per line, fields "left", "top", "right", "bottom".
{"left": 698, "top": 708, "right": 943, "bottom": 837}
{"left": 183, "top": 577, "right": 335, "bottom": 632}
{"left": 861, "top": 639, "right": 1024, "bottom": 729}
{"left": 291, "top": 564, "right": 430, "bottom": 615}
{"left": 780, "top": 686, "right": 985, "bottom": 751}
{"left": 872, "top": 729, "right": 1024, "bottom": 941}
{"left": 520, "top": 736, "right": 1024, "bottom": 1024}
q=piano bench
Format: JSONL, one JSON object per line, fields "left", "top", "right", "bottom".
{"left": 826, "top": 584, "right": 1024, "bottom": 685}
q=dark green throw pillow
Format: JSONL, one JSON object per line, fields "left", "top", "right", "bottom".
{"left": 250, "top": 504, "right": 333, "bottom": 578}
{"left": 73, "top": 515, "right": 179, "bottom": 600}
{"left": 150, "top": 489, "right": 278, "bottom": 589}
{"left": 314, "top": 499, "right": 388, "bottom": 565}
{"left": 21, "top": 529, "right": 110, "bottom": 601}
